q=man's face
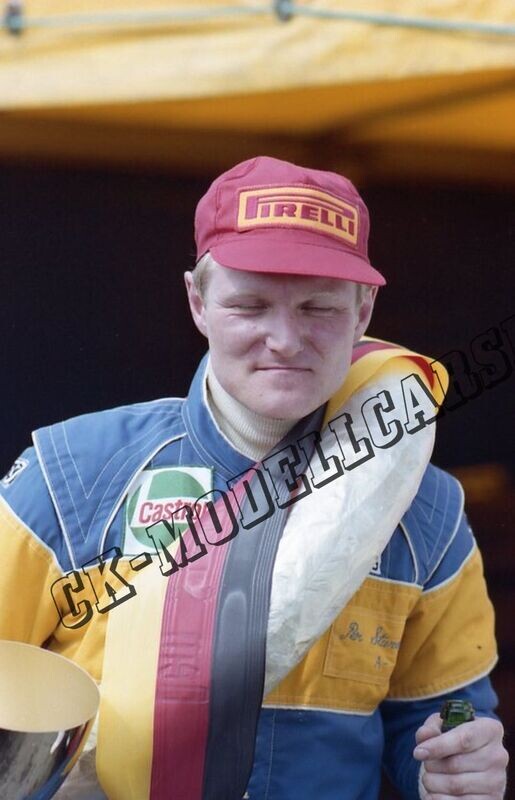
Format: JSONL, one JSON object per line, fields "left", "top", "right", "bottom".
{"left": 185, "top": 263, "right": 376, "bottom": 420}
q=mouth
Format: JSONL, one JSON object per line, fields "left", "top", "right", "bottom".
{"left": 256, "top": 366, "right": 311, "bottom": 372}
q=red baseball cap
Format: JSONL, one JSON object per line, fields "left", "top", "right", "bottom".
{"left": 194, "top": 155, "right": 385, "bottom": 286}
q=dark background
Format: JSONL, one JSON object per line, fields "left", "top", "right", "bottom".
{"left": 2, "top": 163, "right": 513, "bottom": 469}
{"left": 1, "top": 161, "right": 514, "bottom": 793}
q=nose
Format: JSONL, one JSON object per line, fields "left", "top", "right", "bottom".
{"left": 264, "top": 310, "right": 304, "bottom": 358}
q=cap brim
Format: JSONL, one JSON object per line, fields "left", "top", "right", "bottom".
{"left": 210, "top": 234, "right": 386, "bottom": 286}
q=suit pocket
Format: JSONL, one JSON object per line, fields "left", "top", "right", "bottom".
{"left": 323, "top": 601, "right": 407, "bottom": 707}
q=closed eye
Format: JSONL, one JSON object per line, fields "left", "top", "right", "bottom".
{"left": 228, "top": 303, "right": 267, "bottom": 314}
{"left": 302, "top": 305, "right": 337, "bottom": 315}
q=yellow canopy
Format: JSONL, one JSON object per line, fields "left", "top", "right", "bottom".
{"left": 1, "top": 1, "right": 514, "bottom": 180}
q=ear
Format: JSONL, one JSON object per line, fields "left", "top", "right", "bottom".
{"left": 353, "top": 286, "right": 378, "bottom": 343}
{"left": 184, "top": 271, "right": 208, "bottom": 338}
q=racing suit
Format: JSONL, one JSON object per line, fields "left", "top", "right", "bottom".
{"left": 0, "top": 354, "right": 498, "bottom": 799}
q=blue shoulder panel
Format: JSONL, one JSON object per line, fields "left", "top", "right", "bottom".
{"left": 33, "top": 398, "right": 185, "bottom": 569}
{"left": 0, "top": 445, "right": 74, "bottom": 570}
{"left": 400, "top": 464, "right": 465, "bottom": 586}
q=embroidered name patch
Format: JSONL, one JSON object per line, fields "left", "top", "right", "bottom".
{"left": 237, "top": 186, "right": 359, "bottom": 245}
{"left": 324, "top": 603, "right": 406, "bottom": 687}
{"left": 123, "top": 466, "right": 213, "bottom": 556}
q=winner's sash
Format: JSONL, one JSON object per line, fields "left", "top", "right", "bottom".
{"left": 97, "top": 338, "right": 448, "bottom": 800}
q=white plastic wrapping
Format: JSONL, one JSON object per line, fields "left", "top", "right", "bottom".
{"left": 264, "top": 371, "right": 435, "bottom": 694}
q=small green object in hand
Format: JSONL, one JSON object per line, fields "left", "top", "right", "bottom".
{"left": 440, "top": 699, "right": 475, "bottom": 733}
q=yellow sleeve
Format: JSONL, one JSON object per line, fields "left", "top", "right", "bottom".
{"left": 388, "top": 545, "right": 498, "bottom": 699}
{"left": 0, "top": 496, "right": 63, "bottom": 644}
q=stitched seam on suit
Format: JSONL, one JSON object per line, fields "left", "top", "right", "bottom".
{"left": 264, "top": 707, "right": 277, "bottom": 800}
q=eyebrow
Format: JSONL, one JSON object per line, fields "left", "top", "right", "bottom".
{"left": 221, "top": 291, "right": 265, "bottom": 302}
{"left": 302, "top": 292, "right": 338, "bottom": 301}
{"left": 220, "top": 289, "right": 348, "bottom": 304}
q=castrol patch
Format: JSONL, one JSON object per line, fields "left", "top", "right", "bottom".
{"left": 123, "top": 466, "right": 212, "bottom": 555}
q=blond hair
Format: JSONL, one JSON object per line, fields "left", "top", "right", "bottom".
{"left": 191, "top": 252, "right": 216, "bottom": 299}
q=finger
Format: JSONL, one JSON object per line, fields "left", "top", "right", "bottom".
{"left": 422, "top": 794, "right": 503, "bottom": 800}
{"left": 415, "top": 712, "right": 443, "bottom": 745}
{"left": 421, "top": 767, "right": 506, "bottom": 798}
{"left": 413, "top": 718, "right": 503, "bottom": 761}
{"left": 423, "top": 741, "right": 508, "bottom": 775}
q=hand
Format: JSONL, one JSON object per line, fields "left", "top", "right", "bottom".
{"left": 413, "top": 712, "right": 508, "bottom": 799}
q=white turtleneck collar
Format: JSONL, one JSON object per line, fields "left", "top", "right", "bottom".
{"left": 206, "top": 361, "right": 297, "bottom": 461}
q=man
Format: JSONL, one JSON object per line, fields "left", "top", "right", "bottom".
{"left": 0, "top": 156, "right": 508, "bottom": 799}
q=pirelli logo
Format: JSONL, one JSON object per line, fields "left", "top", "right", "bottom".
{"left": 237, "top": 186, "right": 359, "bottom": 245}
